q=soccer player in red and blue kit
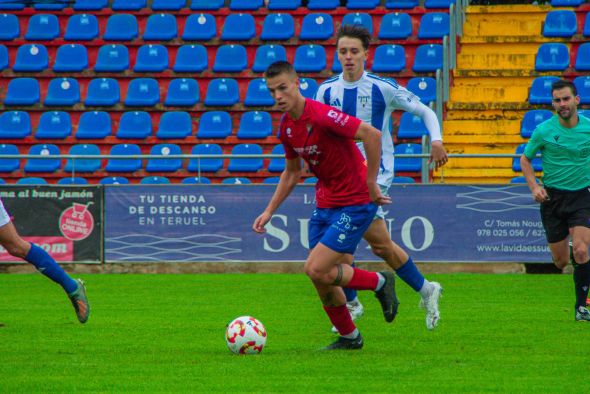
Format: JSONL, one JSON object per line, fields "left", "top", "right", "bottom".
{"left": 253, "top": 61, "right": 398, "bottom": 350}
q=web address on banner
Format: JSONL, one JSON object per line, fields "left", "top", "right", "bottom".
{"left": 476, "top": 244, "right": 550, "bottom": 253}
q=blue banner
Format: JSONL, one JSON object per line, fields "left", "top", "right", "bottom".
{"left": 104, "top": 185, "right": 550, "bottom": 263}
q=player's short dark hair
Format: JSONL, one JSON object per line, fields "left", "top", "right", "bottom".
{"left": 551, "top": 79, "right": 577, "bottom": 96}
{"left": 264, "top": 61, "right": 297, "bottom": 79}
{"left": 336, "top": 24, "right": 371, "bottom": 50}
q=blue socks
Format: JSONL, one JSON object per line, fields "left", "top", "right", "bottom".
{"left": 344, "top": 262, "right": 358, "bottom": 302}
{"left": 25, "top": 243, "right": 78, "bottom": 295}
{"left": 396, "top": 257, "right": 425, "bottom": 292}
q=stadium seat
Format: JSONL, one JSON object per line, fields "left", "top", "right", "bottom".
{"left": 190, "top": 0, "right": 224, "bottom": 9}
{"left": 164, "top": 78, "right": 200, "bottom": 107}
{"left": 0, "top": 144, "right": 20, "bottom": 172}
{"left": 53, "top": 44, "right": 88, "bottom": 72}
{"left": 196, "top": 111, "right": 232, "bottom": 139}
{"left": 575, "top": 42, "right": 590, "bottom": 71}
{"left": 0, "top": 2, "right": 24, "bottom": 10}
{"left": 529, "top": 76, "right": 560, "bottom": 105}
{"left": 73, "top": 0, "right": 107, "bottom": 10}
{"left": 424, "top": 0, "right": 455, "bottom": 7}
{"left": 268, "top": 144, "right": 285, "bottom": 173}
{"left": 394, "top": 143, "right": 422, "bottom": 172}
{"left": 543, "top": 10, "right": 577, "bottom": 37}
{"left": 125, "top": 78, "right": 160, "bottom": 106}
{"left": 204, "top": 78, "right": 240, "bottom": 106}
{"left": 268, "top": 0, "right": 301, "bottom": 10}
{"left": 392, "top": 176, "right": 415, "bottom": 183}
{"left": 222, "top": 177, "right": 252, "bottom": 184}
{"left": 379, "top": 13, "right": 412, "bottom": 39}
{"left": 144, "top": 13, "right": 177, "bottom": 41}
{"left": 263, "top": 177, "right": 281, "bottom": 184}
{"left": 134, "top": 44, "right": 169, "bottom": 72}
{"left": 152, "top": 0, "right": 186, "bottom": 10}
{"left": 116, "top": 111, "right": 152, "bottom": 139}
{"left": 509, "top": 176, "right": 540, "bottom": 184}
{"left": 25, "top": 14, "right": 59, "bottom": 40}
{"left": 584, "top": 13, "right": 590, "bottom": 37}
{"left": 58, "top": 177, "right": 88, "bottom": 185}
{"left": 418, "top": 13, "right": 449, "bottom": 39}
{"left": 294, "top": 45, "right": 327, "bottom": 72}
{"left": 24, "top": 144, "right": 61, "bottom": 173}
{"left": 307, "top": 0, "right": 339, "bottom": 9}
{"left": 221, "top": 14, "right": 255, "bottom": 41}
{"left": 300, "top": 78, "right": 318, "bottom": 99}
{"left": 146, "top": 144, "right": 182, "bottom": 172}
{"left": 140, "top": 176, "right": 170, "bottom": 184}
{"left": 574, "top": 76, "right": 590, "bottom": 105}
{"left": 228, "top": 144, "right": 264, "bottom": 172}
{"left": 17, "top": 177, "right": 48, "bottom": 185}
{"left": 371, "top": 44, "right": 406, "bottom": 72}
{"left": 0, "top": 45, "right": 8, "bottom": 71}
{"left": 406, "top": 77, "right": 436, "bottom": 105}
{"left": 237, "top": 111, "right": 272, "bottom": 139}
{"left": 579, "top": 109, "right": 590, "bottom": 118}
{"left": 14, "top": 44, "right": 49, "bottom": 72}
{"left": 156, "top": 111, "right": 192, "bottom": 139}
{"left": 182, "top": 13, "right": 216, "bottom": 41}
{"left": 45, "top": 78, "right": 81, "bottom": 106}
{"left": 520, "top": 109, "right": 552, "bottom": 138}
{"left": 300, "top": 13, "right": 333, "bottom": 40}
{"left": 332, "top": 55, "right": 342, "bottom": 73}
{"left": 64, "top": 14, "right": 99, "bottom": 40}
{"left": 103, "top": 14, "right": 139, "bottom": 41}
{"left": 64, "top": 144, "right": 101, "bottom": 173}
{"left": 105, "top": 143, "right": 142, "bottom": 173}
{"left": 397, "top": 113, "right": 428, "bottom": 139}
{"left": 260, "top": 13, "right": 295, "bottom": 41}
{"left": 36, "top": 111, "right": 72, "bottom": 139}
{"left": 346, "top": 0, "right": 379, "bottom": 9}
{"left": 303, "top": 177, "right": 318, "bottom": 184}
{"left": 85, "top": 78, "right": 120, "bottom": 106}
{"left": 386, "top": 0, "right": 419, "bottom": 8}
{"left": 412, "top": 44, "right": 443, "bottom": 72}
{"left": 173, "top": 44, "right": 208, "bottom": 72}
{"left": 187, "top": 143, "right": 223, "bottom": 172}
{"left": 244, "top": 79, "right": 274, "bottom": 107}
{"left": 182, "top": 176, "right": 211, "bottom": 184}
{"left": 513, "top": 144, "right": 542, "bottom": 172}
{"left": 535, "top": 43, "right": 569, "bottom": 71}
{"left": 0, "top": 111, "right": 31, "bottom": 138}
{"left": 253, "top": 45, "right": 287, "bottom": 73}
{"left": 113, "top": 0, "right": 147, "bottom": 10}
{"left": 230, "top": 0, "right": 263, "bottom": 10}
{"left": 4, "top": 78, "right": 40, "bottom": 106}
{"left": 342, "top": 13, "right": 373, "bottom": 34}
{"left": 94, "top": 44, "right": 129, "bottom": 72}
{"left": 550, "top": 0, "right": 583, "bottom": 6}
{"left": 76, "top": 111, "right": 112, "bottom": 139}
{"left": 0, "top": 14, "right": 19, "bottom": 40}
{"left": 100, "top": 176, "right": 130, "bottom": 185}
{"left": 213, "top": 44, "right": 248, "bottom": 73}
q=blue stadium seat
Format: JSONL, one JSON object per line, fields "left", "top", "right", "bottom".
{"left": 213, "top": 44, "right": 247, "bottom": 73}
{"left": 0, "top": 111, "right": 31, "bottom": 138}
{"left": 104, "top": 14, "right": 138, "bottom": 41}
{"left": 529, "top": 76, "right": 560, "bottom": 105}
{"left": 76, "top": 111, "right": 112, "bottom": 139}
{"left": 228, "top": 144, "right": 264, "bottom": 172}
{"left": 187, "top": 143, "right": 223, "bottom": 172}
{"left": 379, "top": 13, "right": 412, "bottom": 39}
{"left": 346, "top": 0, "right": 379, "bottom": 9}
{"left": 263, "top": 177, "right": 281, "bottom": 184}
{"left": 182, "top": 176, "right": 211, "bottom": 184}
{"left": 24, "top": 144, "right": 61, "bottom": 173}
{"left": 575, "top": 42, "right": 590, "bottom": 71}
{"left": 14, "top": 44, "right": 49, "bottom": 72}
{"left": 144, "top": 13, "right": 177, "bottom": 41}
{"left": 342, "top": 13, "right": 373, "bottom": 34}
{"left": 113, "top": 0, "right": 147, "bottom": 10}
{"left": 94, "top": 44, "right": 129, "bottom": 72}
{"left": 260, "top": 13, "right": 295, "bottom": 41}
{"left": 585, "top": 13, "right": 590, "bottom": 37}
{"left": 513, "top": 144, "right": 542, "bottom": 172}
{"left": 0, "top": 45, "right": 7, "bottom": 71}
{"left": 221, "top": 14, "right": 255, "bottom": 41}
{"left": 116, "top": 111, "right": 152, "bottom": 139}
{"left": 521, "top": 109, "right": 552, "bottom": 138}
{"left": 222, "top": 177, "right": 252, "bottom": 184}
{"left": 303, "top": 177, "right": 318, "bottom": 184}
{"left": 543, "top": 10, "right": 577, "bottom": 37}
{"left": 244, "top": 79, "right": 274, "bottom": 107}
{"left": 140, "top": 176, "right": 170, "bottom": 184}
{"left": 0, "top": 144, "right": 20, "bottom": 172}
{"left": 0, "top": 14, "right": 19, "bottom": 40}
{"left": 156, "top": 111, "right": 192, "bottom": 139}
{"left": 196, "top": 111, "right": 232, "bottom": 139}
{"left": 190, "top": 0, "right": 224, "bottom": 10}
{"left": 0, "top": 3, "right": 24, "bottom": 10}
{"left": 53, "top": 44, "right": 88, "bottom": 72}
{"left": 509, "top": 176, "right": 540, "bottom": 184}
{"left": 45, "top": 78, "right": 81, "bottom": 106}
{"left": 85, "top": 78, "right": 120, "bottom": 106}
{"left": 268, "top": 144, "right": 285, "bottom": 173}
{"left": 34, "top": 2, "right": 66, "bottom": 10}
{"left": 74, "top": 0, "right": 107, "bottom": 10}
{"left": 237, "top": 111, "right": 272, "bottom": 139}
{"left": 36, "top": 111, "right": 71, "bottom": 139}
{"left": 300, "top": 78, "right": 318, "bottom": 99}
{"left": 412, "top": 44, "right": 443, "bottom": 72}
{"left": 406, "top": 77, "right": 437, "bottom": 105}
{"left": 230, "top": 0, "right": 263, "bottom": 10}
{"left": 146, "top": 144, "right": 182, "bottom": 172}
{"left": 134, "top": 44, "right": 169, "bottom": 72}
{"left": 386, "top": 0, "right": 419, "bottom": 8}
{"left": 105, "top": 143, "right": 142, "bottom": 173}
{"left": 204, "top": 78, "right": 239, "bottom": 106}
{"left": 392, "top": 176, "right": 415, "bottom": 183}
{"left": 125, "top": 78, "right": 160, "bottom": 106}
{"left": 164, "top": 78, "right": 200, "bottom": 107}
{"left": 182, "top": 13, "right": 216, "bottom": 41}
{"left": 574, "top": 76, "right": 590, "bottom": 105}
{"left": 25, "top": 14, "right": 59, "bottom": 40}
{"left": 268, "top": 0, "right": 301, "bottom": 10}
{"left": 58, "top": 177, "right": 88, "bottom": 185}
{"left": 307, "top": 0, "right": 339, "bottom": 9}
{"left": 17, "top": 177, "right": 48, "bottom": 185}
{"left": 4, "top": 78, "right": 40, "bottom": 106}
{"left": 394, "top": 143, "right": 422, "bottom": 172}
{"left": 64, "top": 144, "right": 101, "bottom": 173}
{"left": 100, "top": 176, "right": 130, "bottom": 185}
{"left": 579, "top": 109, "right": 590, "bottom": 119}
{"left": 418, "top": 12, "right": 449, "bottom": 39}
{"left": 152, "top": 0, "right": 186, "bottom": 10}
{"left": 332, "top": 56, "right": 342, "bottom": 72}
{"left": 397, "top": 113, "right": 428, "bottom": 139}
{"left": 371, "top": 44, "right": 406, "bottom": 72}
{"left": 300, "top": 13, "right": 333, "bottom": 40}
{"left": 173, "top": 44, "right": 208, "bottom": 72}
{"left": 294, "top": 45, "right": 326, "bottom": 72}
{"left": 64, "top": 14, "right": 99, "bottom": 40}
{"left": 550, "top": 0, "right": 583, "bottom": 6}
{"left": 535, "top": 43, "right": 569, "bottom": 71}
{"left": 253, "top": 44, "right": 287, "bottom": 73}
{"left": 424, "top": 0, "right": 455, "bottom": 8}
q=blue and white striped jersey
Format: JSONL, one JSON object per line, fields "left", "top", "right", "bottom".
{"left": 315, "top": 71, "right": 421, "bottom": 187}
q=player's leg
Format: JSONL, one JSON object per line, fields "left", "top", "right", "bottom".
{"left": 569, "top": 225, "right": 590, "bottom": 321}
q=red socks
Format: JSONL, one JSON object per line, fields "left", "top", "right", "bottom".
{"left": 345, "top": 267, "right": 379, "bottom": 290}
{"left": 324, "top": 304, "right": 356, "bottom": 336}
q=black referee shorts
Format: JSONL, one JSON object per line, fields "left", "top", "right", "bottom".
{"left": 540, "top": 186, "right": 590, "bottom": 243}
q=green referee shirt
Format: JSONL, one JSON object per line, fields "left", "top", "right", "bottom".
{"left": 524, "top": 114, "right": 590, "bottom": 191}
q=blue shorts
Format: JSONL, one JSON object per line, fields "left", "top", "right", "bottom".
{"left": 308, "top": 203, "right": 378, "bottom": 254}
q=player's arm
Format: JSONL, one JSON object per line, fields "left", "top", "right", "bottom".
{"left": 354, "top": 123, "right": 391, "bottom": 206}
{"left": 520, "top": 136, "right": 547, "bottom": 203}
{"left": 408, "top": 102, "right": 448, "bottom": 170}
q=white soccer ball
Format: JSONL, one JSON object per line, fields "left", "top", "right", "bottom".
{"left": 225, "top": 316, "right": 267, "bottom": 355}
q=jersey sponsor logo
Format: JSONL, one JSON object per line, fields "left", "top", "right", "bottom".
{"left": 358, "top": 95, "right": 370, "bottom": 105}
{"left": 327, "top": 110, "right": 339, "bottom": 119}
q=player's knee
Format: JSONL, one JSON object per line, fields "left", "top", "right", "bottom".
{"left": 553, "top": 258, "right": 569, "bottom": 270}
{"left": 303, "top": 261, "right": 327, "bottom": 283}
{"left": 572, "top": 245, "right": 589, "bottom": 265}
{"left": 370, "top": 243, "right": 390, "bottom": 259}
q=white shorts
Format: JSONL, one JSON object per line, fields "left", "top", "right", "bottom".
{"left": 0, "top": 199, "right": 11, "bottom": 227}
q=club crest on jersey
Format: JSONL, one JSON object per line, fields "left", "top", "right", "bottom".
{"left": 286, "top": 127, "right": 292, "bottom": 138}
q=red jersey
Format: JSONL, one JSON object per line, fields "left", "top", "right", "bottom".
{"left": 279, "top": 98, "right": 371, "bottom": 208}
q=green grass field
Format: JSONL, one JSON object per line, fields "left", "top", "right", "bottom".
{"left": 0, "top": 273, "right": 588, "bottom": 392}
